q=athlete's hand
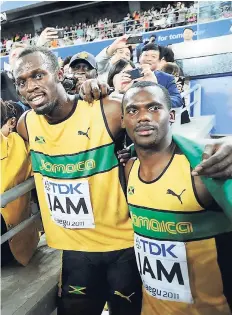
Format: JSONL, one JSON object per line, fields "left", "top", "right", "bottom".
{"left": 118, "top": 148, "right": 131, "bottom": 166}
{"left": 79, "top": 79, "right": 110, "bottom": 103}
{"left": 192, "top": 138, "right": 232, "bottom": 179}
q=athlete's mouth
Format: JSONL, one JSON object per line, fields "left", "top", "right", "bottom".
{"left": 135, "top": 125, "right": 155, "bottom": 136}
{"left": 29, "top": 93, "right": 46, "bottom": 106}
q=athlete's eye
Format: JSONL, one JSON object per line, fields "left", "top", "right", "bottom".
{"left": 127, "top": 109, "right": 137, "bottom": 114}
{"left": 35, "top": 73, "right": 44, "bottom": 80}
{"left": 149, "top": 106, "right": 159, "bottom": 111}
{"left": 17, "top": 80, "right": 25, "bottom": 88}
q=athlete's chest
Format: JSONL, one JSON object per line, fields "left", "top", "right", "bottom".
{"left": 29, "top": 107, "right": 111, "bottom": 155}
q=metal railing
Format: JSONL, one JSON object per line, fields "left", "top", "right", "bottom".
{"left": 181, "top": 83, "right": 201, "bottom": 116}
{"left": 1, "top": 177, "right": 40, "bottom": 245}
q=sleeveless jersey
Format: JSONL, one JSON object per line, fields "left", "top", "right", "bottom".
{"left": 127, "top": 147, "right": 232, "bottom": 315}
{"left": 26, "top": 99, "right": 133, "bottom": 252}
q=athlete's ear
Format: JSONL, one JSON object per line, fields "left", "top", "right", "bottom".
{"left": 169, "top": 109, "right": 175, "bottom": 125}
{"left": 56, "top": 69, "right": 64, "bottom": 82}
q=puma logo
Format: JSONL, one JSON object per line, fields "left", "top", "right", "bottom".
{"left": 78, "top": 127, "right": 90, "bottom": 139}
{"left": 114, "top": 291, "right": 135, "bottom": 303}
{"left": 167, "top": 189, "right": 186, "bottom": 204}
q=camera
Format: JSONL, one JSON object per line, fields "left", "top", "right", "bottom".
{"left": 62, "top": 75, "right": 78, "bottom": 92}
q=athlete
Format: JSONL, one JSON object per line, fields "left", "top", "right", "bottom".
{"left": 121, "top": 81, "right": 232, "bottom": 315}
{"left": 13, "top": 46, "right": 141, "bottom": 315}
{"left": 14, "top": 47, "right": 232, "bottom": 315}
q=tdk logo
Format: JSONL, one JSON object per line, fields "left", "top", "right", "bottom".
{"left": 140, "top": 239, "right": 177, "bottom": 258}
{"left": 45, "top": 182, "right": 83, "bottom": 195}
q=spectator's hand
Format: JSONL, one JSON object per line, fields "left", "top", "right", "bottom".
{"left": 79, "top": 79, "right": 110, "bottom": 103}
{"left": 117, "top": 148, "right": 131, "bottom": 166}
{"left": 36, "top": 28, "right": 59, "bottom": 46}
{"left": 192, "top": 138, "right": 232, "bottom": 179}
{"left": 107, "top": 35, "right": 129, "bottom": 56}
{"left": 139, "top": 64, "right": 158, "bottom": 83}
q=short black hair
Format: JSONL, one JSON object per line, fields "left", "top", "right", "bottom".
{"left": 183, "top": 27, "right": 194, "bottom": 33}
{"left": 107, "top": 59, "right": 135, "bottom": 88}
{"left": 122, "top": 81, "right": 172, "bottom": 112}
{"left": 1, "top": 100, "right": 24, "bottom": 129}
{"left": 142, "top": 43, "right": 161, "bottom": 59}
{"left": 17, "top": 46, "right": 59, "bottom": 73}
{"left": 159, "top": 46, "right": 174, "bottom": 62}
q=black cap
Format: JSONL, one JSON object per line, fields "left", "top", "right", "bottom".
{"left": 69, "top": 51, "right": 97, "bottom": 69}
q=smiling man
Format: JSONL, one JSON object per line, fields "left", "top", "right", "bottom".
{"left": 122, "top": 81, "right": 232, "bottom": 315}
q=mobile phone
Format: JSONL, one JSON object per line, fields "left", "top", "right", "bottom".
{"left": 126, "top": 35, "right": 143, "bottom": 45}
{"left": 177, "top": 76, "right": 185, "bottom": 87}
{"left": 126, "top": 68, "right": 144, "bottom": 80}
{"left": 57, "top": 29, "right": 64, "bottom": 39}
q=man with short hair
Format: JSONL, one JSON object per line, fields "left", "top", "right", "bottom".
{"left": 14, "top": 46, "right": 142, "bottom": 315}
{"left": 139, "top": 43, "right": 182, "bottom": 108}
{"left": 67, "top": 51, "right": 98, "bottom": 94}
{"left": 96, "top": 35, "right": 133, "bottom": 82}
{"left": 183, "top": 27, "right": 194, "bottom": 42}
{"left": 122, "top": 81, "right": 232, "bottom": 315}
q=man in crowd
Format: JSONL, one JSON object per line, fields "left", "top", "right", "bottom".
{"left": 122, "top": 81, "right": 232, "bottom": 315}
{"left": 14, "top": 47, "right": 232, "bottom": 315}
{"left": 68, "top": 51, "right": 98, "bottom": 94}
{"left": 183, "top": 27, "right": 194, "bottom": 42}
{"left": 139, "top": 43, "right": 182, "bottom": 108}
{"left": 96, "top": 35, "right": 133, "bottom": 82}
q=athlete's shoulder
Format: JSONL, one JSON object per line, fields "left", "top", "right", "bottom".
{"left": 17, "top": 109, "right": 31, "bottom": 142}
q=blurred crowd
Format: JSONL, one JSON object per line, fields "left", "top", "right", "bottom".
{"left": 0, "top": 1, "right": 209, "bottom": 55}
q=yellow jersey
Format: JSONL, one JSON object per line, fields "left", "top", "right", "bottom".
{"left": 0, "top": 132, "right": 39, "bottom": 266}
{"left": 127, "top": 146, "right": 232, "bottom": 315}
{"left": 25, "top": 99, "right": 133, "bottom": 252}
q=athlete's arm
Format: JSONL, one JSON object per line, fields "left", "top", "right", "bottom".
{"left": 124, "top": 158, "right": 137, "bottom": 185}
{"left": 16, "top": 111, "right": 29, "bottom": 142}
{"left": 101, "top": 95, "right": 124, "bottom": 139}
{"left": 192, "top": 137, "right": 232, "bottom": 178}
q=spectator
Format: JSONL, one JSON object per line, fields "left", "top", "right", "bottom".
{"left": 1, "top": 100, "right": 39, "bottom": 267}
{"left": 62, "top": 55, "right": 72, "bottom": 74}
{"left": 67, "top": 51, "right": 98, "bottom": 93}
{"left": 139, "top": 43, "right": 183, "bottom": 108}
{"left": 96, "top": 35, "right": 133, "bottom": 82}
{"left": 158, "top": 46, "right": 175, "bottom": 70}
{"left": 183, "top": 27, "right": 194, "bottom": 41}
{"left": 5, "top": 37, "right": 13, "bottom": 53}
{"left": 162, "top": 62, "right": 190, "bottom": 124}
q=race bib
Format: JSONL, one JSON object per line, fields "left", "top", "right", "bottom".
{"left": 43, "top": 178, "right": 95, "bottom": 229}
{"left": 134, "top": 234, "right": 193, "bottom": 303}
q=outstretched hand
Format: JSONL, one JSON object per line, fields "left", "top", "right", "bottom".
{"left": 192, "top": 138, "right": 232, "bottom": 179}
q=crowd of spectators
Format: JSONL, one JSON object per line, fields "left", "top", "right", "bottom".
{"left": 0, "top": 1, "right": 199, "bottom": 55}
{"left": 1, "top": 1, "right": 232, "bottom": 55}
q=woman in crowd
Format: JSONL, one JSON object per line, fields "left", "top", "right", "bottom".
{"left": 107, "top": 58, "right": 157, "bottom": 95}
{"left": 1, "top": 100, "right": 39, "bottom": 267}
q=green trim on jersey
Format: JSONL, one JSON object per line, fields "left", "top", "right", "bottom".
{"left": 129, "top": 203, "right": 232, "bottom": 241}
{"left": 30, "top": 143, "right": 118, "bottom": 179}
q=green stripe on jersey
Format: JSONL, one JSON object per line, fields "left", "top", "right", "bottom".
{"left": 30, "top": 143, "right": 118, "bottom": 179}
{"left": 129, "top": 204, "right": 232, "bottom": 241}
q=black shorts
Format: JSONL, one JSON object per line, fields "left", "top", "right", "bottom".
{"left": 58, "top": 247, "right": 142, "bottom": 315}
